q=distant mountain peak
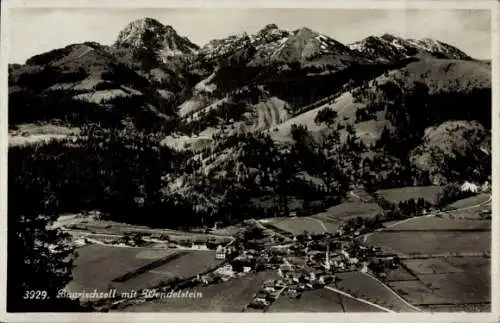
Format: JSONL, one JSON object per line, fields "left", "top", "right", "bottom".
{"left": 349, "top": 33, "right": 471, "bottom": 62}
{"left": 261, "top": 23, "right": 279, "bottom": 32}
{"left": 114, "top": 17, "right": 199, "bottom": 57}
{"left": 380, "top": 33, "right": 398, "bottom": 41}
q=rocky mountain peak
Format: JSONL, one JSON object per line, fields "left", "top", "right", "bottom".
{"left": 349, "top": 33, "right": 471, "bottom": 62}
{"left": 114, "top": 17, "right": 199, "bottom": 56}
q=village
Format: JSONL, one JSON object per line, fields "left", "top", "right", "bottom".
{"left": 182, "top": 219, "right": 400, "bottom": 311}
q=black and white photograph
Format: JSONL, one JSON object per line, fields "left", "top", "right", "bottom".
{"left": 1, "top": 0, "right": 497, "bottom": 318}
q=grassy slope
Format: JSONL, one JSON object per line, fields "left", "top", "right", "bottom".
{"left": 375, "top": 186, "right": 443, "bottom": 205}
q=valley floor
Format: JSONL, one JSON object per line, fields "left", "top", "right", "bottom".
{"left": 57, "top": 191, "right": 491, "bottom": 313}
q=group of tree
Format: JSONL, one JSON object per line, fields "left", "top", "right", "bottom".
{"left": 436, "top": 183, "right": 476, "bottom": 208}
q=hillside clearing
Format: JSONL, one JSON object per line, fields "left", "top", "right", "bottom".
{"left": 375, "top": 186, "right": 443, "bottom": 205}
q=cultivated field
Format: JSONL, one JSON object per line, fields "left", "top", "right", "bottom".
{"left": 402, "top": 258, "right": 463, "bottom": 274}
{"left": 376, "top": 186, "right": 443, "bottom": 205}
{"left": 388, "top": 261, "right": 490, "bottom": 307}
{"left": 365, "top": 203, "right": 491, "bottom": 312}
{"left": 126, "top": 271, "right": 278, "bottom": 312}
{"left": 333, "top": 271, "right": 419, "bottom": 312}
{"left": 384, "top": 266, "right": 418, "bottom": 282}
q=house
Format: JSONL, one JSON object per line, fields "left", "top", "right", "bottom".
{"left": 275, "top": 280, "right": 286, "bottom": 288}
{"left": 279, "top": 262, "right": 293, "bottom": 273}
{"left": 215, "top": 245, "right": 226, "bottom": 260}
{"left": 215, "top": 264, "right": 234, "bottom": 278}
{"left": 249, "top": 298, "right": 269, "bottom": 309}
{"left": 461, "top": 181, "right": 479, "bottom": 193}
{"left": 267, "top": 291, "right": 280, "bottom": 301}
{"left": 263, "top": 279, "right": 275, "bottom": 288}
{"left": 349, "top": 257, "right": 359, "bottom": 265}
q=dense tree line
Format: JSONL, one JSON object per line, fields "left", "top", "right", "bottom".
{"left": 8, "top": 127, "right": 195, "bottom": 227}
{"left": 8, "top": 157, "right": 90, "bottom": 312}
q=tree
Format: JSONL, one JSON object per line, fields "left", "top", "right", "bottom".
{"left": 314, "top": 107, "right": 338, "bottom": 127}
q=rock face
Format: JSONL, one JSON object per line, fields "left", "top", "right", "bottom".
{"left": 114, "top": 17, "right": 199, "bottom": 57}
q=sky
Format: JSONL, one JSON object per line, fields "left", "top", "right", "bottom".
{"left": 8, "top": 8, "right": 492, "bottom": 63}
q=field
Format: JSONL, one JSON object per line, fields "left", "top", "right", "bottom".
{"left": 67, "top": 244, "right": 223, "bottom": 295}
{"left": 264, "top": 200, "right": 381, "bottom": 236}
{"left": 392, "top": 256, "right": 490, "bottom": 306}
{"left": 365, "top": 206, "right": 491, "bottom": 312}
{"left": 311, "top": 201, "right": 382, "bottom": 233}
{"left": 67, "top": 244, "right": 179, "bottom": 293}
{"left": 388, "top": 263, "right": 490, "bottom": 307}
{"left": 384, "top": 266, "right": 418, "bottom": 282}
{"left": 366, "top": 214, "right": 491, "bottom": 258}
{"left": 368, "top": 232, "right": 489, "bottom": 257}
{"left": 382, "top": 217, "right": 491, "bottom": 231}
{"left": 375, "top": 186, "right": 443, "bottom": 205}
{"left": 333, "top": 271, "right": 419, "bottom": 312}
{"left": 264, "top": 217, "right": 328, "bottom": 236}
{"left": 61, "top": 217, "right": 233, "bottom": 244}
{"left": 122, "top": 250, "right": 225, "bottom": 290}
{"left": 448, "top": 194, "right": 490, "bottom": 209}
{"left": 402, "top": 258, "right": 463, "bottom": 274}
{"left": 125, "top": 271, "right": 278, "bottom": 312}
{"left": 268, "top": 288, "right": 383, "bottom": 312}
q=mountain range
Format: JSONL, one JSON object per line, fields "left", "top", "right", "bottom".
{"left": 8, "top": 17, "right": 491, "bottom": 226}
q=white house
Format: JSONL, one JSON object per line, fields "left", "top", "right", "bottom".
{"left": 461, "top": 181, "right": 479, "bottom": 193}
{"left": 215, "top": 264, "right": 234, "bottom": 277}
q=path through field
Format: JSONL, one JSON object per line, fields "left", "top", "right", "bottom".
{"left": 359, "top": 272, "right": 422, "bottom": 312}
{"left": 324, "top": 286, "right": 394, "bottom": 313}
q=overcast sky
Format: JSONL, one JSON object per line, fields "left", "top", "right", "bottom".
{"left": 8, "top": 8, "right": 491, "bottom": 63}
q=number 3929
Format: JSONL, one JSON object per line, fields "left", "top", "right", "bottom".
{"left": 23, "top": 290, "right": 48, "bottom": 299}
